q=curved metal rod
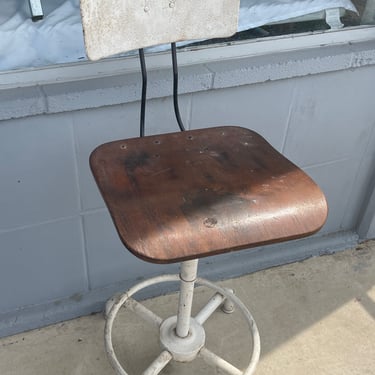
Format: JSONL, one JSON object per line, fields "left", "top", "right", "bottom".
{"left": 125, "top": 298, "right": 163, "bottom": 329}
{"left": 171, "top": 43, "right": 186, "bottom": 132}
{"left": 139, "top": 48, "right": 147, "bottom": 137}
{"left": 200, "top": 347, "right": 243, "bottom": 375}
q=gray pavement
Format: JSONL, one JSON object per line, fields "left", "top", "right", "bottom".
{"left": 1, "top": 242, "right": 374, "bottom": 374}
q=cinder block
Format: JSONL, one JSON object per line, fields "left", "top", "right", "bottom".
{"left": 82, "top": 210, "right": 176, "bottom": 289}
{"left": 304, "top": 158, "right": 362, "bottom": 234}
{"left": 73, "top": 96, "right": 192, "bottom": 211}
{"left": 42, "top": 74, "right": 141, "bottom": 113}
{"left": 190, "top": 81, "right": 294, "bottom": 150}
{"left": 342, "top": 155, "right": 375, "bottom": 231}
{"left": 284, "top": 69, "right": 375, "bottom": 167}
{"left": 0, "top": 86, "right": 46, "bottom": 121}
{"left": 142, "top": 65, "right": 212, "bottom": 99}
{"left": 0, "top": 114, "right": 79, "bottom": 230}
{"left": 0, "top": 218, "right": 87, "bottom": 312}
{"left": 72, "top": 103, "right": 139, "bottom": 211}
{"left": 42, "top": 65, "right": 211, "bottom": 115}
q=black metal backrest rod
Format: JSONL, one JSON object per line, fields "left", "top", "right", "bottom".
{"left": 171, "top": 42, "right": 186, "bottom": 132}
{"left": 138, "top": 44, "right": 185, "bottom": 136}
{"left": 139, "top": 48, "right": 147, "bottom": 137}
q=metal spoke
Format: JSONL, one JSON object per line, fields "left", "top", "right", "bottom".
{"left": 125, "top": 298, "right": 163, "bottom": 329}
{"left": 200, "top": 347, "right": 243, "bottom": 375}
{"left": 195, "top": 292, "right": 226, "bottom": 325}
{"left": 142, "top": 351, "right": 173, "bottom": 375}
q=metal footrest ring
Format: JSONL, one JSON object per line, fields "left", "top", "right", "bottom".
{"left": 105, "top": 274, "right": 260, "bottom": 375}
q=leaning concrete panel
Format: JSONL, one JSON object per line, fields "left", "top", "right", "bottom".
{"left": 80, "top": 0, "right": 240, "bottom": 60}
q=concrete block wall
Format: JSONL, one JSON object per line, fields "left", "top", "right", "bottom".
{"left": 1, "top": 41, "right": 375, "bottom": 337}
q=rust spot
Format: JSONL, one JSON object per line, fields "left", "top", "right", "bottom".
{"left": 124, "top": 151, "right": 150, "bottom": 172}
{"left": 204, "top": 217, "right": 218, "bottom": 228}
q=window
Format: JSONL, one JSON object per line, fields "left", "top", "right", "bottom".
{"left": 0, "top": 0, "right": 375, "bottom": 73}
{"left": 191, "top": 0, "right": 374, "bottom": 47}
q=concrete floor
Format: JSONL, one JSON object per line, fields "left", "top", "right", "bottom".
{"left": 1, "top": 242, "right": 374, "bottom": 375}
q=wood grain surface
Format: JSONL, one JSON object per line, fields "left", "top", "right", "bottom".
{"left": 90, "top": 126, "right": 328, "bottom": 263}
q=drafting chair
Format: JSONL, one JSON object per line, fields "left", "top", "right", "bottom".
{"left": 80, "top": 1, "right": 328, "bottom": 374}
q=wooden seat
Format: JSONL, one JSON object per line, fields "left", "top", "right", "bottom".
{"left": 90, "top": 126, "right": 328, "bottom": 264}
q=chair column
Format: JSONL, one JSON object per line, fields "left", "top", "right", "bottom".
{"left": 176, "top": 259, "right": 198, "bottom": 338}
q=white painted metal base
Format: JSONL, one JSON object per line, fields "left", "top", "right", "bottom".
{"left": 104, "top": 265, "right": 260, "bottom": 375}
{"left": 160, "top": 316, "right": 205, "bottom": 362}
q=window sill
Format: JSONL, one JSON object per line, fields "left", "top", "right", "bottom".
{"left": 0, "top": 26, "right": 375, "bottom": 121}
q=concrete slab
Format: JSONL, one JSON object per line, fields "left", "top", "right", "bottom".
{"left": 80, "top": 0, "right": 240, "bottom": 60}
{"left": 0, "top": 242, "right": 374, "bottom": 374}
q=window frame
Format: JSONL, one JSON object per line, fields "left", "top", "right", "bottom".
{"left": 1, "top": 24, "right": 375, "bottom": 90}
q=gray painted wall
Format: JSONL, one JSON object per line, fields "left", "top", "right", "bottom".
{"left": 1, "top": 40, "right": 375, "bottom": 337}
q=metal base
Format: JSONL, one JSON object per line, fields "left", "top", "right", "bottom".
{"left": 160, "top": 316, "right": 205, "bottom": 362}
{"left": 104, "top": 271, "right": 260, "bottom": 375}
